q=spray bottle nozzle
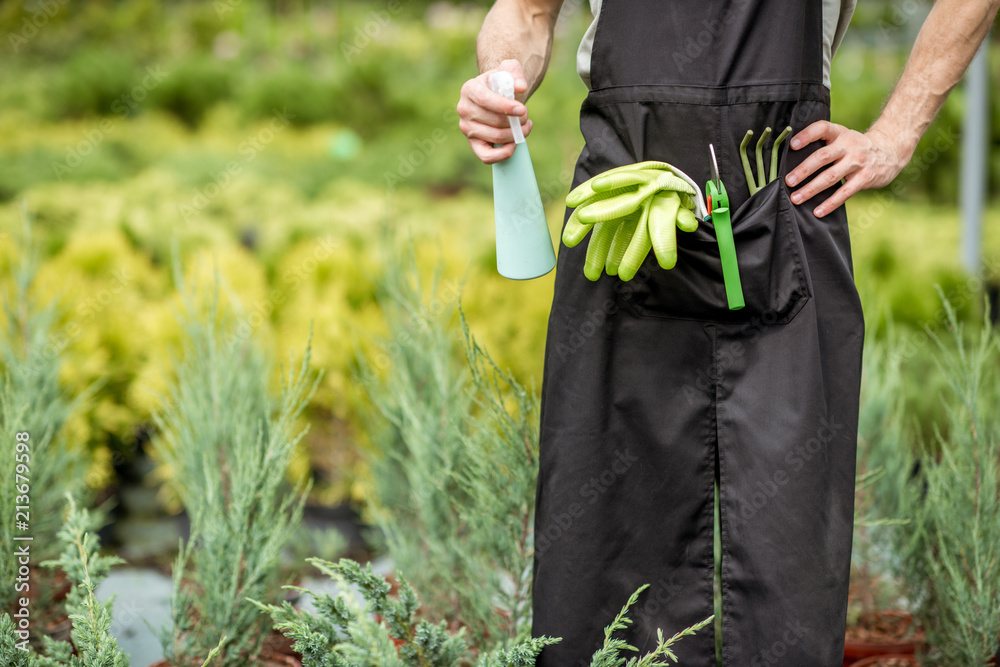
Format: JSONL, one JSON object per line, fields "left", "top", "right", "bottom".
{"left": 488, "top": 71, "right": 525, "bottom": 144}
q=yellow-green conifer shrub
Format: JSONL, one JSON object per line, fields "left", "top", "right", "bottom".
{"left": 32, "top": 228, "right": 173, "bottom": 483}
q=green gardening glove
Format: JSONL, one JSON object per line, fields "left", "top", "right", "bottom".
{"left": 563, "top": 164, "right": 701, "bottom": 281}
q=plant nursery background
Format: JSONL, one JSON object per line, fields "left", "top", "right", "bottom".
{"left": 1, "top": 1, "right": 1000, "bottom": 666}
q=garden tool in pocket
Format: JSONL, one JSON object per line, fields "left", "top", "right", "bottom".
{"left": 706, "top": 142, "right": 743, "bottom": 310}
{"left": 740, "top": 126, "right": 793, "bottom": 197}
{"left": 559, "top": 130, "right": 804, "bottom": 321}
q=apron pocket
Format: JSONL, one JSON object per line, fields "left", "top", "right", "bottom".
{"left": 616, "top": 178, "right": 810, "bottom": 324}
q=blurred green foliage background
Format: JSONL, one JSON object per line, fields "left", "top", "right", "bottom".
{"left": 0, "top": 0, "right": 997, "bottom": 503}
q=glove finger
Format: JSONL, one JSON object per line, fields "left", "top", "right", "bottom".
{"left": 584, "top": 222, "right": 616, "bottom": 281}
{"left": 566, "top": 161, "right": 672, "bottom": 207}
{"left": 653, "top": 171, "right": 696, "bottom": 195}
{"left": 618, "top": 200, "right": 653, "bottom": 281}
{"left": 563, "top": 185, "right": 639, "bottom": 248}
{"left": 573, "top": 186, "right": 640, "bottom": 209}
{"left": 578, "top": 179, "right": 661, "bottom": 224}
{"left": 676, "top": 206, "right": 700, "bottom": 233}
{"left": 649, "top": 191, "right": 681, "bottom": 269}
{"left": 605, "top": 213, "right": 640, "bottom": 276}
{"left": 562, "top": 206, "right": 592, "bottom": 248}
{"left": 592, "top": 169, "right": 658, "bottom": 193}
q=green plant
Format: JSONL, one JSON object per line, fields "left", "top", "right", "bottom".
{"left": 895, "top": 296, "right": 1000, "bottom": 665}
{"left": 254, "top": 557, "right": 556, "bottom": 667}
{"left": 0, "top": 219, "right": 91, "bottom": 618}
{"left": 149, "top": 56, "right": 233, "bottom": 128}
{"left": 588, "top": 584, "right": 713, "bottom": 667}
{"left": 152, "top": 268, "right": 319, "bottom": 667}
{"left": 356, "top": 241, "right": 542, "bottom": 648}
{"left": 848, "top": 327, "right": 915, "bottom": 624}
{"left": 48, "top": 48, "right": 139, "bottom": 119}
{"left": 356, "top": 241, "right": 715, "bottom": 659}
{"left": 0, "top": 496, "right": 128, "bottom": 666}
{"left": 254, "top": 558, "right": 712, "bottom": 667}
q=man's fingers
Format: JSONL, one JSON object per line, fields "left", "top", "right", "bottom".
{"left": 812, "top": 176, "right": 863, "bottom": 218}
{"left": 466, "top": 75, "right": 526, "bottom": 117}
{"left": 457, "top": 59, "right": 532, "bottom": 165}
{"left": 457, "top": 90, "right": 529, "bottom": 131}
{"left": 782, "top": 122, "right": 901, "bottom": 216}
{"left": 467, "top": 104, "right": 524, "bottom": 130}
{"left": 460, "top": 118, "right": 518, "bottom": 145}
{"left": 469, "top": 138, "right": 516, "bottom": 164}
{"left": 789, "top": 155, "right": 851, "bottom": 205}
{"left": 465, "top": 118, "right": 531, "bottom": 164}
{"left": 789, "top": 120, "right": 840, "bottom": 150}
{"left": 786, "top": 143, "right": 846, "bottom": 189}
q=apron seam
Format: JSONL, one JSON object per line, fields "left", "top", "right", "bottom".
{"left": 704, "top": 324, "right": 718, "bottom": 664}
{"left": 778, "top": 186, "right": 814, "bottom": 314}
{"left": 713, "top": 325, "right": 734, "bottom": 667}
{"left": 583, "top": 82, "right": 831, "bottom": 108}
{"left": 588, "top": 81, "right": 828, "bottom": 91}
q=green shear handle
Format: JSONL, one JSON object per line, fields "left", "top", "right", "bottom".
{"left": 707, "top": 144, "right": 745, "bottom": 311}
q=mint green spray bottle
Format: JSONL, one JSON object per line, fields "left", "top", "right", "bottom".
{"left": 488, "top": 71, "right": 557, "bottom": 280}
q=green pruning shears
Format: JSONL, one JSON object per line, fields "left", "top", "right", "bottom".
{"left": 706, "top": 144, "right": 745, "bottom": 310}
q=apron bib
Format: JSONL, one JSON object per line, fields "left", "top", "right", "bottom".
{"left": 532, "top": 1, "right": 864, "bottom": 665}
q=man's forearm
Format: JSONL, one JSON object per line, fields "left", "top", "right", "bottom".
{"left": 869, "top": 0, "right": 1000, "bottom": 163}
{"left": 476, "top": 0, "right": 560, "bottom": 99}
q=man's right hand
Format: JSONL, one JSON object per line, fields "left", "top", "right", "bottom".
{"left": 457, "top": 59, "right": 533, "bottom": 164}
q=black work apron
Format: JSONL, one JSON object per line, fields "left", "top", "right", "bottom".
{"left": 531, "top": 1, "right": 864, "bottom": 665}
